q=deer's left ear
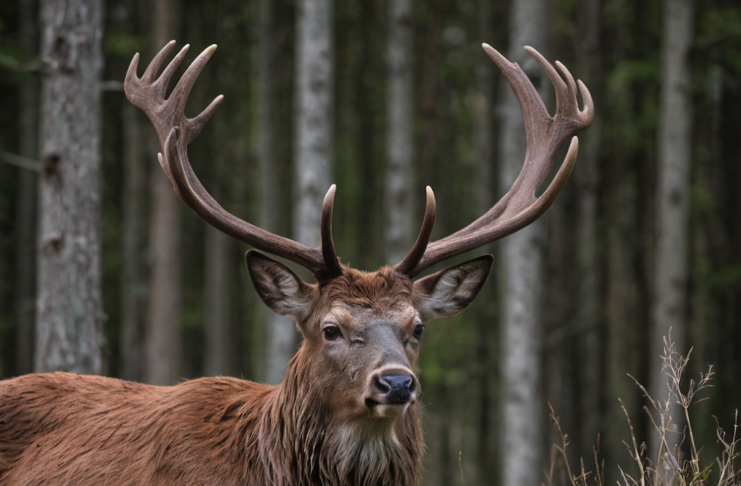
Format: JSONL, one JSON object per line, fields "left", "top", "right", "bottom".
{"left": 246, "top": 250, "right": 314, "bottom": 320}
{"left": 412, "top": 255, "right": 493, "bottom": 320}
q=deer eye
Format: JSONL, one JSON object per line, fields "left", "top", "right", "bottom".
{"left": 323, "top": 325, "right": 341, "bottom": 341}
{"left": 413, "top": 324, "right": 425, "bottom": 339}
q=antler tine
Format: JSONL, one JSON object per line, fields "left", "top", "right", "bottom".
{"left": 156, "top": 44, "right": 190, "bottom": 97}
{"left": 171, "top": 45, "right": 217, "bottom": 143}
{"left": 188, "top": 89, "right": 224, "bottom": 143}
{"left": 524, "top": 46, "right": 570, "bottom": 117}
{"left": 142, "top": 40, "right": 176, "bottom": 83}
{"left": 127, "top": 42, "right": 342, "bottom": 281}
{"left": 397, "top": 45, "right": 593, "bottom": 277}
{"left": 555, "top": 60, "right": 577, "bottom": 101}
{"left": 394, "top": 187, "right": 436, "bottom": 275}
{"left": 320, "top": 185, "right": 343, "bottom": 278}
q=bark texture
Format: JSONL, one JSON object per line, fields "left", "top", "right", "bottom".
{"left": 287, "top": 0, "right": 333, "bottom": 380}
{"left": 120, "top": 104, "right": 147, "bottom": 382}
{"left": 205, "top": 227, "right": 233, "bottom": 376}
{"left": 205, "top": 129, "right": 234, "bottom": 377}
{"left": 14, "top": 0, "right": 39, "bottom": 375}
{"left": 475, "top": 0, "right": 493, "bottom": 219}
{"left": 259, "top": 0, "right": 295, "bottom": 385}
{"left": 384, "top": 0, "right": 414, "bottom": 265}
{"left": 144, "top": 0, "right": 182, "bottom": 385}
{"left": 650, "top": 0, "right": 694, "bottom": 456}
{"left": 475, "top": 1, "right": 496, "bottom": 480}
{"left": 36, "top": 0, "right": 104, "bottom": 374}
{"left": 499, "top": 0, "right": 549, "bottom": 483}
{"left": 294, "top": 0, "right": 333, "bottom": 250}
{"left": 575, "top": 0, "right": 603, "bottom": 461}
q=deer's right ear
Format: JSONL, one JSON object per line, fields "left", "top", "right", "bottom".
{"left": 412, "top": 254, "right": 493, "bottom": 321}
{"left": 246, "top": 250, "right": 314, "bottom": 318}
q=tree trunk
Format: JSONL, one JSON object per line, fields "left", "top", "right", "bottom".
{"left": 384, "top": 0, "right": 414, "bottom": 265}
{"left": 258, "top": 0, "right": 295, "bottom": 385}
{"left": 575, "top": 0, "right": 603, "bottom": 461}
{"left": 120, "top": 104, "right": 147, "bottom": 382}
{"left": 204, "top": 112, "right": 235, "bottom": 377}
{"left": 475, "top": 0, "right": 494, "bottom": 220}
{"left": 294, "top": 0, "right": 333, "bottom": 248}
{"left": 649, "top": 0, "right": 694, "bottom": 458}
{"left": 475, "top": 0, "right": 496, "bottom": 480}
{"left": 499, "top": 0, "right": 549, "bottom": 483}
{"left": 416, "top": 0, "right": 443, "bottom": 219}
{"left": 143, "top": 0, "right": 182, "bottom": 385}
{"left": 36, "top": 0, "right": 104, "bottom": 374}
{"left": 15, "top": 0, "right": 38, "bottom": 376}
{"left": 205, "top": 220, "right": 233, "bottom": 376}
{"left": 604, "top": 146, "right": 647, "bottom": 482}
{"left": 291, "top": 0, "right": 333, "bottom": 369}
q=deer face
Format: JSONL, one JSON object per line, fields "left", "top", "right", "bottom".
{"left": 247, "top": 250, "right": 493, "bottom": 422}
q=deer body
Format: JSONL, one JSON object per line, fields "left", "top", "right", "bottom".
{"left": 0, "top": 371, "right": 419, "bottom": 486}
{"left": 0, "top": 41, "right": 592, "bottom": 484}
{"left": 2, "top": 268, "right": 427, "bottom": 486}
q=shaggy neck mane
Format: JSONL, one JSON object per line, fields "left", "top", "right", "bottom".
{"left": 241, "top": 351, "right": 422, "bottom": 486}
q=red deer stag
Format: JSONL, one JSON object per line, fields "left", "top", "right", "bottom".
{"left": 0, "top": 41, "right": 592, "bottom": 485}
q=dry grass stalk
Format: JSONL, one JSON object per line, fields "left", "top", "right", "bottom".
{"left": 545, "top": 333, "right": 739, "bottom": 486}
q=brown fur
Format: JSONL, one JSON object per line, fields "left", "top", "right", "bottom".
{"left": 0, "top": 259, "right": 492, "bottom": 485}
{"left": 0, "top": 268, "right": 425, "bottom": 486}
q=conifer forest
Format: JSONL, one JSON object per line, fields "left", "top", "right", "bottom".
{"left": 1, "top": 0, "right": 741, "bottom": 484}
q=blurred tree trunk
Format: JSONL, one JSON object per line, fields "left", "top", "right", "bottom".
{"left": 119, "top": 0, "right": 147, "bottom": 383}
{"left": 649, "top": 0, "right": 694, "bottom": 458}
{"left": 259, "top": 0, "right": 295, "bottom": 385}
{"left": 144, "top": 0, "right": 182, "bottom": 385}
{"left": 414, "top": 2, "right": 445, "bottom": 481}
{"left": 384, "top": 0, "right": 414, "bottom": 265}
{"left": 14, "top": 0, "right": 38, "bottom": 376}
{"left": 498, "top": 0, "right": 549, "bottom": 483}
{"left": 262, "top": 0, "right": 333, "bottom": 383}
{"left": 604, "top": 136, "right": 647, "bottom": 481}
{"left": 475, "top": 1, "right": 493, "bottom": 221}
{"left": 717, "top": 66, "right": 741, "bottom": 434}
{"left": 416, "top": 0, "right": 443, "bottom": 215}
{"left": 120, "top": 104, "right": 147, "bottom": 382}
{"left": 575, "top": 0, "right": 603, "bottom": 461}
{"left": 203, "top": 8, "right": 235, "bottom": 380}
{"left": 36, "top": 0, "right": 104, "bottom": 374}
{"left": 294, "top": 0, "right": 333, "bottom": 249}
{"left": 204, "top": 164, "right": 233, "bottom": 377}
{"left": 475, "top": 0, "right": 496, "bottom": 481}
{"left": 603, "top": 4, "right": 652, "bottom": 480}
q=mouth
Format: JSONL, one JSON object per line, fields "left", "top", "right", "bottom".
{"left": 365, "top": 397, "right": 412, "bottom": 418}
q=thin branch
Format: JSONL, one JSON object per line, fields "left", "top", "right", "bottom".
{"left": 0, "top": 53, "right": 42, "bottom": 72}
{"left": 100, "top": 80, "right": 125, "bottom": 92}
{"left": 1, "top": 151, "right": 42, "bottom": 172}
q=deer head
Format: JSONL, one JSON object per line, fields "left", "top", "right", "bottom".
{"left": 124, "top": 41, "right": 593, "bottom": 425}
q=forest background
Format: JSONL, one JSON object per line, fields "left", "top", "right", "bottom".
{"left": 1, "top": 0, "right": 740, "bottom": 484}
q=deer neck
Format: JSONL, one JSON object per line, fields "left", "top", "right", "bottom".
{"left": 258, "top": 358, "right": 422, "bottom": 486}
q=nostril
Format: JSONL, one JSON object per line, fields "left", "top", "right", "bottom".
{"left": 380, "top": 375, "right": 413, "bottom": 391}
{"left": 377, "top": 374, "right": 414, "bottom": 404}
{"left": 408, "top": 378, "right": 417, "bottom": 393}
{"left": 373, "top": 375, "right": 391, "bottom": 394}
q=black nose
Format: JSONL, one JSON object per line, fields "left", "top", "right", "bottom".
{"left": 376, "top": 374, "right": 415, "bottom": 404}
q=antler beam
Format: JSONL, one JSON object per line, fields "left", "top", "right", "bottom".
{"left": 396, "top": 45, "right": 594, "bottom": 277}
{"left": 125, "top": 42, "right": 342, "bottom": 281}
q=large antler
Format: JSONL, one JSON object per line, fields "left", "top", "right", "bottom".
{"left": 395, "top": 44, "right": 594, "bottom": 277}
{"left": 125, "top": 41, "right": 342, "bottom": 281}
